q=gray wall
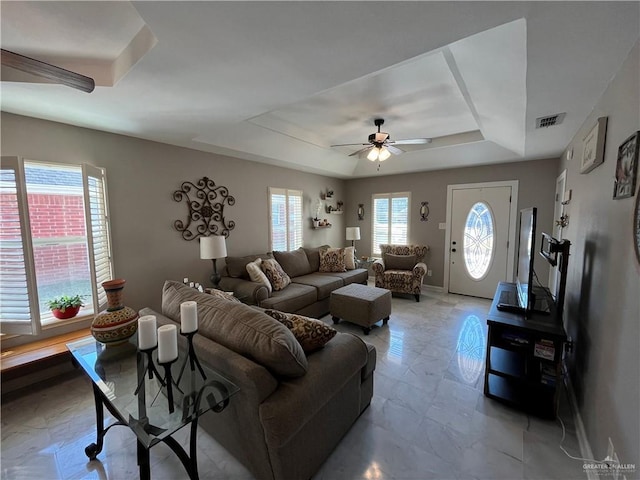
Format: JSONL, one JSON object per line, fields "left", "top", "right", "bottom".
{"left": 344, "top": 158, "right": 559, "bottom": 288}
{"left": 558, "top": 41, "right": 639, "bottom": 464}
{"left": 0, "top": 113, "right": 346, "bottom": 314}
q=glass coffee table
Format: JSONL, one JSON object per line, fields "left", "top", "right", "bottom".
{"left": 67, "top": 336, "right": 238, "bottom": 480}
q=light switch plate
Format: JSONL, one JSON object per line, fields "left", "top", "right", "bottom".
{"left": 439, "top": 223, "right": 446, "bottom": 230}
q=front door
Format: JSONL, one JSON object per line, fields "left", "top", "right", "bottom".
{"left": 447, "top": 183, "right": 516, "bottom": 298}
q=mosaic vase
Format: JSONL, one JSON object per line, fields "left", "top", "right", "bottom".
{"left": 91, "top": 279, "right": 139, "bottom": 346}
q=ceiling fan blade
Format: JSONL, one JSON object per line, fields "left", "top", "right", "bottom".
{"left": 1, "top": 49, "right": 95, "bottom": 93}
{"left": 348, "top": 146, "right": 372, "bottom": 157}
{"left": 390, "top": 138, "right": 432, "bottom": 145}
{"left": 331, "top": 142, "right": 370, "bottom": 147}
{"left": 386, "top": 145, "right": 404, "bottom": 155}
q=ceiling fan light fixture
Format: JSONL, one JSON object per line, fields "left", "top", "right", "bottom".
{"left": 367, "top": 148, "right": 379, "bottom": 161}
{"left": 378, "top": 147, "right": 391, "bottom": 161}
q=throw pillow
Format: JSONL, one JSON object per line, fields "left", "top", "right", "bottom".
{"left": 260, "top": 258, "right": 292, "bottom": 291}
{"left": 344, "top": 246, "right": 356, "bottom": 270}
{"left": 205, "top": 288, "right": 242, "bottom": 303}
{"left": 264, "top": 309, "right": 337, "bottom": 353}
{"left": 319, "top": 248, "right": 347, "bottom": 272}
{"left": 383, "top": 253, "right": 417, "bottom": 270}
{"left": 246, "top": 258, "right": 272, "bottom": 293}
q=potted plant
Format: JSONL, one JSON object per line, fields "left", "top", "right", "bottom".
{"left": 47, "top": 294, "right": 86, "bottom": 319}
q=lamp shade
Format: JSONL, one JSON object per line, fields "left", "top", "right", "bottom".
{"left": 200, "top": 235, "right": 227, "bottom": 259}
{"left": 346, "top": 227, "right": 361, "bottom": 241}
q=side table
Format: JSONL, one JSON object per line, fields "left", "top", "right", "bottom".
{"left": 67, "top": 336, "right": 238, "bottom": 480}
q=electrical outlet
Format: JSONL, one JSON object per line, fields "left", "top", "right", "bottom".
{"left": 427, "top": 269, "right": 433, "bottom": 277}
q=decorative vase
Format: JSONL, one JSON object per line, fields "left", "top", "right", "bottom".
{"left": 91, "top": 279, "right": 139, "bottom": 346}
{"left": 52, "top": 306, "right": 81, "bottom": 319}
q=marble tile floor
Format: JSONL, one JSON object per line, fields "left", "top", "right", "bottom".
{"left": 1, "top": 289, "right": 588, "bottom": 480}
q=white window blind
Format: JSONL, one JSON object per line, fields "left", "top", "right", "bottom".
{"left": 372, "top": 192, "right": 410, "bottom": 255}
{"left": 0, "top": 157, "right": 40, "bottom": 335}
{"left": 269, "top": 188, "right": 303, "bottom": 251}
{"left": 83, "top": 164, "right": 113, "bottom": 311}
{"left": 0, "top": 157, "right": 114, "bottom": 336}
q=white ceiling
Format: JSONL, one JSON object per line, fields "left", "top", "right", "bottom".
{"left": 1, "top": 2, "right": 639, "bottom": 178}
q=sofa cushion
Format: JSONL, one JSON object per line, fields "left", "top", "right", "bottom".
{"left": 303, "top": 245, "right": 330, "bottom": 272}
{"left": 319, "top": 248, "right": 347, "bottom": 272}
{"left": 273, "top": 248, "right": 313, "bottom": 277}
{"left": 162, "top": 280, "right": 307, "bottom": 377}
{"left": 344, "top": 246, "right": 356, "bottom": 270}
{"left": 259, "top": 283, "right": 317, "bottom": 313}
{"left": 316, "top": 268, "right": 368, "bottom": 286}
{"left": 264, "top": 310, "right": 337, "bottom": 353}
{"left": 261, "top": 258, "right": 292, "bottom": 291}
{"left": 246, "top": 258, "right": 272, "bottom": 293}
{"left": 291, "top": 274, "right": 343, "bottom": 300}
{"left": 226, "top": 253, "right": 273, "bottom": 279}
{"left": 383, "top": 253, "right": 417, "bottom": 270}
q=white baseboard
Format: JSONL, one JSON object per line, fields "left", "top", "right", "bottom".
{"left": 563, "top": 366, "right": 597, "bottom": 480}
{"left": 422, "top": 284, "right": 444, "bottom": 293}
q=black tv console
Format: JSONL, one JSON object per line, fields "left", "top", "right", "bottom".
{"left": 484, "top": 282, "right": 566, "bottom": 418}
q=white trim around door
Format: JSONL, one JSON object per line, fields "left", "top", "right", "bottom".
{"left": 444, "top": 180, "right": 519, "bottom": 294}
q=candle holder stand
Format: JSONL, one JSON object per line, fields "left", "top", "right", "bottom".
{"left": 176, "top": 330, "right": 207, "bottom": 384}
{"left": 134, "top": 346, "right": 165, "bottom": 396}
{"left": 158, "top": 358, "right": 180, "bottom": 414}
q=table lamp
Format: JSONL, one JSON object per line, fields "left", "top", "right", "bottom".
{"left": 200, "top": 235, "right": 227, "bottom": 289}
{"left": 346, "top": 226, "right": 361, "bottom": 254}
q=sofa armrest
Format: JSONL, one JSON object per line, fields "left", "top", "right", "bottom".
{"left": 371, "top": 258, "right": 385, "bottom": 275}
{"left": 140, "top": 307, "right": 279, "bottom": 404}
{"left": 218, "top": 276, "right": 270, "bottom": 305}
{"left": 413, "top": 262, "right": 427, "bottom": 278}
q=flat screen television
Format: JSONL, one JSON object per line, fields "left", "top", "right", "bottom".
{"left": 516, "top": 207, "right": 537, "bottom": 316}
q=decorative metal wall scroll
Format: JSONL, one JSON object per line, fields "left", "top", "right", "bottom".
{"left": 173, "top": 177, "right": 235, "bottom": 240}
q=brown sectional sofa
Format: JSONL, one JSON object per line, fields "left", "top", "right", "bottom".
{"left": 219, "top": 246, "right": 368, "bottom": 317}
{"left": 141, "top": 280, "right": 376, "bottom": 480}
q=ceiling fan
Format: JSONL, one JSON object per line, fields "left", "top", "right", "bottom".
{"left": 1, "top": 49, "right": 95, "bottom": 93}
{"left": 331, "top": 118, "right": 431, "bottom": 161}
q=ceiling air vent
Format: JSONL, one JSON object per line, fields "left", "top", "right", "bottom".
{"left": 536, "top": 113, "right": 566, "bottom": 129}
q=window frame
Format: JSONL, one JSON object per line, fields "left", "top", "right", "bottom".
{"left": 371, "top": 191, "right": 411, "bottom": 255}
{"left": 0, "top": 156, "right": 114, "bottom": 335}
{"left": 268, "top": 187, "right": 303, "bottom": 252}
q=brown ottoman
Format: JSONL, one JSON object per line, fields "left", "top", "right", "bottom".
{"left": 330, "top": 284, "right": 391, "bottom": 335}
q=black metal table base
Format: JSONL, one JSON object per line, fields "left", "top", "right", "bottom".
{"left": 85, "top": 383, "right": 203, "bottom": 480}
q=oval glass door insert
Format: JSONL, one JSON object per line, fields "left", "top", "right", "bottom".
{"left": 463, "top": 202, "right": 495, "bottom": 280}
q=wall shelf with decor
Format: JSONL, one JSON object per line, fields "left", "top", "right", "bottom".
{"left": 312, "top": 225, "right": 332, "bottom": 229}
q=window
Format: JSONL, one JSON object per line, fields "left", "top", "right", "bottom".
{"left": 0, "top": 157, "right": 113, "bottom": 335}
{"left": 372, "top": 192, "right": 410, "bottom": 255}
{"left": 269, "top": 187, "right": 303, "bottom": 251}
{"left": 463, "top": 202, "right": 495, "bottom": 280}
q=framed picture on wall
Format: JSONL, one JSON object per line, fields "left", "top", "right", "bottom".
{"left": 613, "top": 131, "right": 639, "bottom": 200}
{"left": 581, "top": 116, "right": 608, "bottom": 174}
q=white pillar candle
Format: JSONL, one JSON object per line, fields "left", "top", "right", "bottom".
{"left": 138, "top": 315, "right": 157, "bottom": 350}
{"left": 157, "top": 324, "right": 178, "bottom": 363}
{"left": 180, "top": 301, "right": 198, "bottom": 333}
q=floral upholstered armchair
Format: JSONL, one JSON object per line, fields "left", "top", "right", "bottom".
{"left": 372, "top": 244, "right": 429, "bottom": 302}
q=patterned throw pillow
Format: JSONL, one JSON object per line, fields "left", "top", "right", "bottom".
{"left": 264, "top": 310, "right": 337, "bottom": 353}
{"left": 319, "top": 248, "right": 347, "bottom": 272}
{"left": 260, "top": 258, "right": 291, "bottom": 291}
{"left": 343, "top": 246, "right": 356, "bottom": 270}
{"left": 246, "top": 258, "right": 272, "bottom": 293}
